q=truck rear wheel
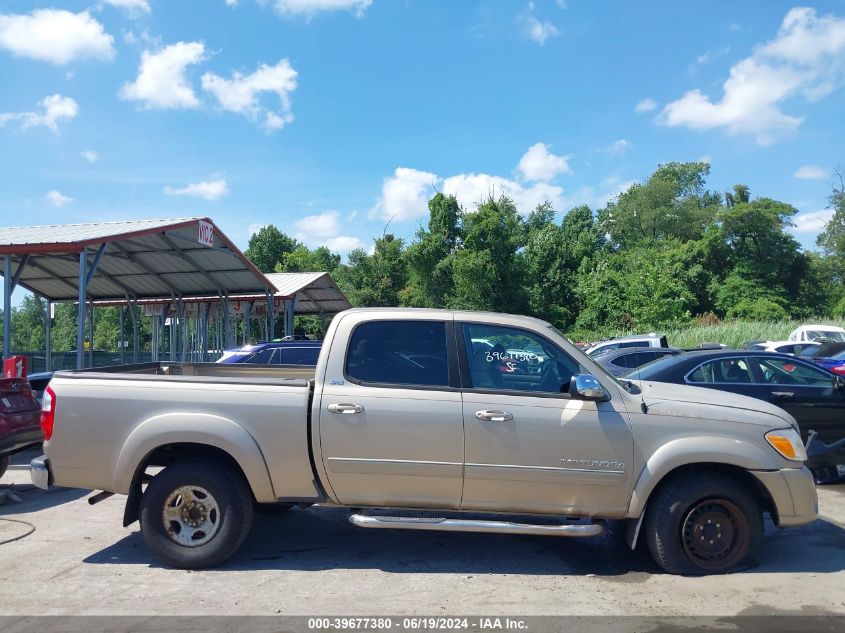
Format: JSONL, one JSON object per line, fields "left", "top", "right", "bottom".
{"left": 644, "top": 472, "right": 763, "bottom": 575}
{"left": 139, "top": 460, "right": 253, "bottom": 569}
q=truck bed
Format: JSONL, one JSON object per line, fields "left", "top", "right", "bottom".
{"left": 63, "top": 361, "right": 316, "bottom": 382}
{"left": 44, "top": 362, "right": 321, "bottom": 503}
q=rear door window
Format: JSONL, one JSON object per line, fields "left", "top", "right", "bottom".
{"left": 345, "top": 321, "right": 450, "bottom": 387}
{"left": 751, "top": 357, "right": 834, "bottom": 387}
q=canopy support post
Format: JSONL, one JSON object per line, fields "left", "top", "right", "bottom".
{"left": 2, "top": 255, "right": 10, "bottom": 359}
{"left": 76, "top": 248, "right": 87, "bottom": 369}
{"left": 119, "top": 305, "right": 125, "bottom": 365}
{"left": 44, "top": 298, "right": 52, "bottom": 372}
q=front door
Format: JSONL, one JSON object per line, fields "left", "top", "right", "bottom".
{"left": 318, "top": 317, "right": 464, "bottom": 509}
{"left": 457, "top": 322, "right": 634, "bottom": 517}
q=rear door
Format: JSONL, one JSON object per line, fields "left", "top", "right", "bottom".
{"left": 317, "top": 316, "right": 464, "bottom": 508}
{"left": 457, "top": 321, "right": 633, "bottom": 517}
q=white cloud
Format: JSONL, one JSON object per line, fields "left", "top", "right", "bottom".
{"left": 0, "top": 94, "right": 78, "bottom": 133}
{"left": 794, "top": 165, "right": 828, "bottom": 180}
{"left": 247, "top": 222, "right": 267, "bottom": 237}
{"left": 272, "top": 0, "right": 372, "bottom": 18}
{"left": 201, "top": 59, "right": 298, "bottom": 131}
{"left": 81, "top": 149, "right": 98, "bottom": 163}
{"left": 635, "top": 98, "right": 657, "bottom": 113}
{"left": 46, "top": 190, "right": 73, "bottom": 207}
{"left": 163, "top": 179, "right": 229, "bottom": 200}
{"left": 294, "top": 211, "right": 363, "bottom": 253}
{"left": 524, "top": 15, "right": 558, "bottom": 45}
{"left": 120, "top": 41, "right": 206, "bottom": 109}
{"left": 443, "top": 173, "right": 564, "bottom": 214}
{"left": 599, "top": 138, "right": 632, "bottom": 156}
{"left": 226, "top": 0, "right": 239, "bottom": 6}
{"left": 517, "top": 142, "right": 571, "bottom": 181}
{"left": 104, "top": 0, "right": 151, "bottom": 15}
{"left": 370, "top": 167, "right": 439, "bottom": 221}
{"left": 0, "top": 9, "right": 114, "bottom": 65}
{"left": 792, "top": 209, "right": 833, "bottom": 232}
{"left": 660, "top": 7, "right": 845, "bottom": 145}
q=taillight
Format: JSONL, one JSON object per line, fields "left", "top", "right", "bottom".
{"left": 40, "top": 385, "right": 56, "bottom": 441}
{"left": 832, "top": 365, "right": 845, "bottom": 376}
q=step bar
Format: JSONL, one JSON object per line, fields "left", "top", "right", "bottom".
{"left": 348, "top": 513, "right": 604, "bottom": 537}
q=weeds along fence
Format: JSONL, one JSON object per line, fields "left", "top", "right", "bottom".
{"left": 569, "top": 318, "right": 845, "bottom": 349}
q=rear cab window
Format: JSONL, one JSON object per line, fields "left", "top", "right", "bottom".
{"left": 345, "top": 320, "right": 451, "bottom": 387}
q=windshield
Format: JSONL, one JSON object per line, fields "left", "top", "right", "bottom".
{"left": 807, "top": 330, "right": 845, "bottom": 342}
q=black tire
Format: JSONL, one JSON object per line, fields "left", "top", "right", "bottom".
{"left": 644, "top": 472, "right": 763, "bottom": 575}
{"left": 139, "top": 459, "right": 253, "bottom": 569}
{"left": 0, "top": 455, "right": 8, "bottom": 480}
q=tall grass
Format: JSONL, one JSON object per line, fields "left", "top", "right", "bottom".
{"left": 568, "top": 318, "right": 845, "bottom": 349}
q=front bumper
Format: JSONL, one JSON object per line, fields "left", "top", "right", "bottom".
{"left": 753, "top": 466, "right": 818, "bottom": 528}
{"left": 30, "top": 455, "right": 52, "bottom": 490}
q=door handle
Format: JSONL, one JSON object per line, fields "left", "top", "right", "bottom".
{"left": 771, "top": 391, "right": 795, "bottom": 400}
{"left": 328, "top": 403, "right": 365, "bottom": 414}
{"left": 475, "top": 410, "right": 513, "bottom": 422}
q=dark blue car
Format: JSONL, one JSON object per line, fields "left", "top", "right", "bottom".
{"left": 807, "top": 342, "right": 845, "bottom": 376}
{"left": 216, "top": 340, "right": 322, "bottom": 366}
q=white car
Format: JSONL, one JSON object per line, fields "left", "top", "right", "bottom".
{"left": 787, "top": 325, "right": 845, "bottom": 343}
{"left": 586, "top": 333, "right": 668, "bottom": 357}
{"left": 751, "top": 340, "right": 821, "bottom": 356}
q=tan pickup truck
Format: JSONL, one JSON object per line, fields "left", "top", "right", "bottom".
{"left": 31, "top": 308, "right": 818, "bottom": 574}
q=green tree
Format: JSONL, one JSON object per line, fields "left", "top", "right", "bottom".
{"left": 598, "top": 162, "right": 720, "bottom": 248}
{"left": 245, "top": 225, "right": 299, "bottom": 273}
{"left": 450, "top": 196, "right": 526, "bottom": 313}
{"left": 403, "top": 193, "right": 462, "bottom": 308}
{"left": 335, "top": 234, "right": 408, "bottom": 307}
{"left": 277, "top": 245, "right": 341, "bottom": 273}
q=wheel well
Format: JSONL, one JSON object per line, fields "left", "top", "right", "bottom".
{"left": 647, "top": 462, "right": 778, "bottom": 522}
{"left": 122, "top": 442, "right": 252, "bottom": 527}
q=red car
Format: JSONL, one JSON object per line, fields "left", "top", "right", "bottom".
{"left": 0, "top": 377, "right": 42, "bottom": 479}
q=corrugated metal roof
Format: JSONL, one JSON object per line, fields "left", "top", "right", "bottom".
{"left": 0, "top": 217, "right": 200, "bottom": 250}
{"left": 91, "top": 271, "right": 352, "bottom": 315}
{"left": 0, "top": 217, "right": 277, "bottom": 301}
{"left": 264, "top": 272, "right": 352, "bottom": 314}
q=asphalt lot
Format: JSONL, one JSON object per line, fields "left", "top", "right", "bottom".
{"left": 2, "top": 447, "right": 845, "bottom": 617}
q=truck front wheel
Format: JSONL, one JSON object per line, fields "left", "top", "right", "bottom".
{"left": 139, "top": 460, "right": 253, "bottom": 569}
{"left": 644, "top": 472, "right": 763, "bottom": 575}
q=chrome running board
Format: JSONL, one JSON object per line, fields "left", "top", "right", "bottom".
{"left": 348, "top": 513, "right": 604, "bottom": 537}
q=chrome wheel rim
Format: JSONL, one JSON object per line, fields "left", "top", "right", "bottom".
{"left": 162, "top": 485, "right": 221, "bottom": 547}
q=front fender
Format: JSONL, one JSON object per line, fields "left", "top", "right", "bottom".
{"left": 112, "top": 412, "right": 276, "bottom": 502}
{"left": 627, "top": 435, "right": 777, "bottom": 518}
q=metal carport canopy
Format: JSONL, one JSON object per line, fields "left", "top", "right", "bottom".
{"left": 0, "top": 217, "right": 277, "bottom": 301}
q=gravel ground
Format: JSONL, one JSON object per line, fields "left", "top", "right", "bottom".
{"left": 2, "top": 448, "right": 844, "bottom": 617}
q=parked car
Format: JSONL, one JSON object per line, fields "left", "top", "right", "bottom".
{"left": 0, "top": 376, "right": 42, "bottom": 479}
{"left": 585, "top": 333, "right": 669, "bottom": 357}
{"left": 33, "top": 308, "right": 817, "bottom": 575}
{"left": 749, "top": 341, "right": 821, "bottom": 356}
{"left": 592, "top": 346, "right": 683, "bottom": 376}
{"left": 807, "top": 347, "right": 845, "bottom": 376}
{"left": 788, "top": 324, "right": 845, "bottom": 343}
{"left": 624, "top": 350, "right": 845, "bottom": 483}
{"left": 216, "top": 340, "right": 322, "bottom": 366}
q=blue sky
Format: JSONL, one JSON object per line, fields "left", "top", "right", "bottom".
{"left": 1, "top": 0, "right": 844, "bottom": 280}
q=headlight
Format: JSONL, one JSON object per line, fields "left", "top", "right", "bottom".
{"left": 765, "top": 429, "right": 807, "bottom": 462}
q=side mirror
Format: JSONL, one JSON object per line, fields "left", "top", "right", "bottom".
{"left": 569, "top": 374, "right": 608, "bottom": 401}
